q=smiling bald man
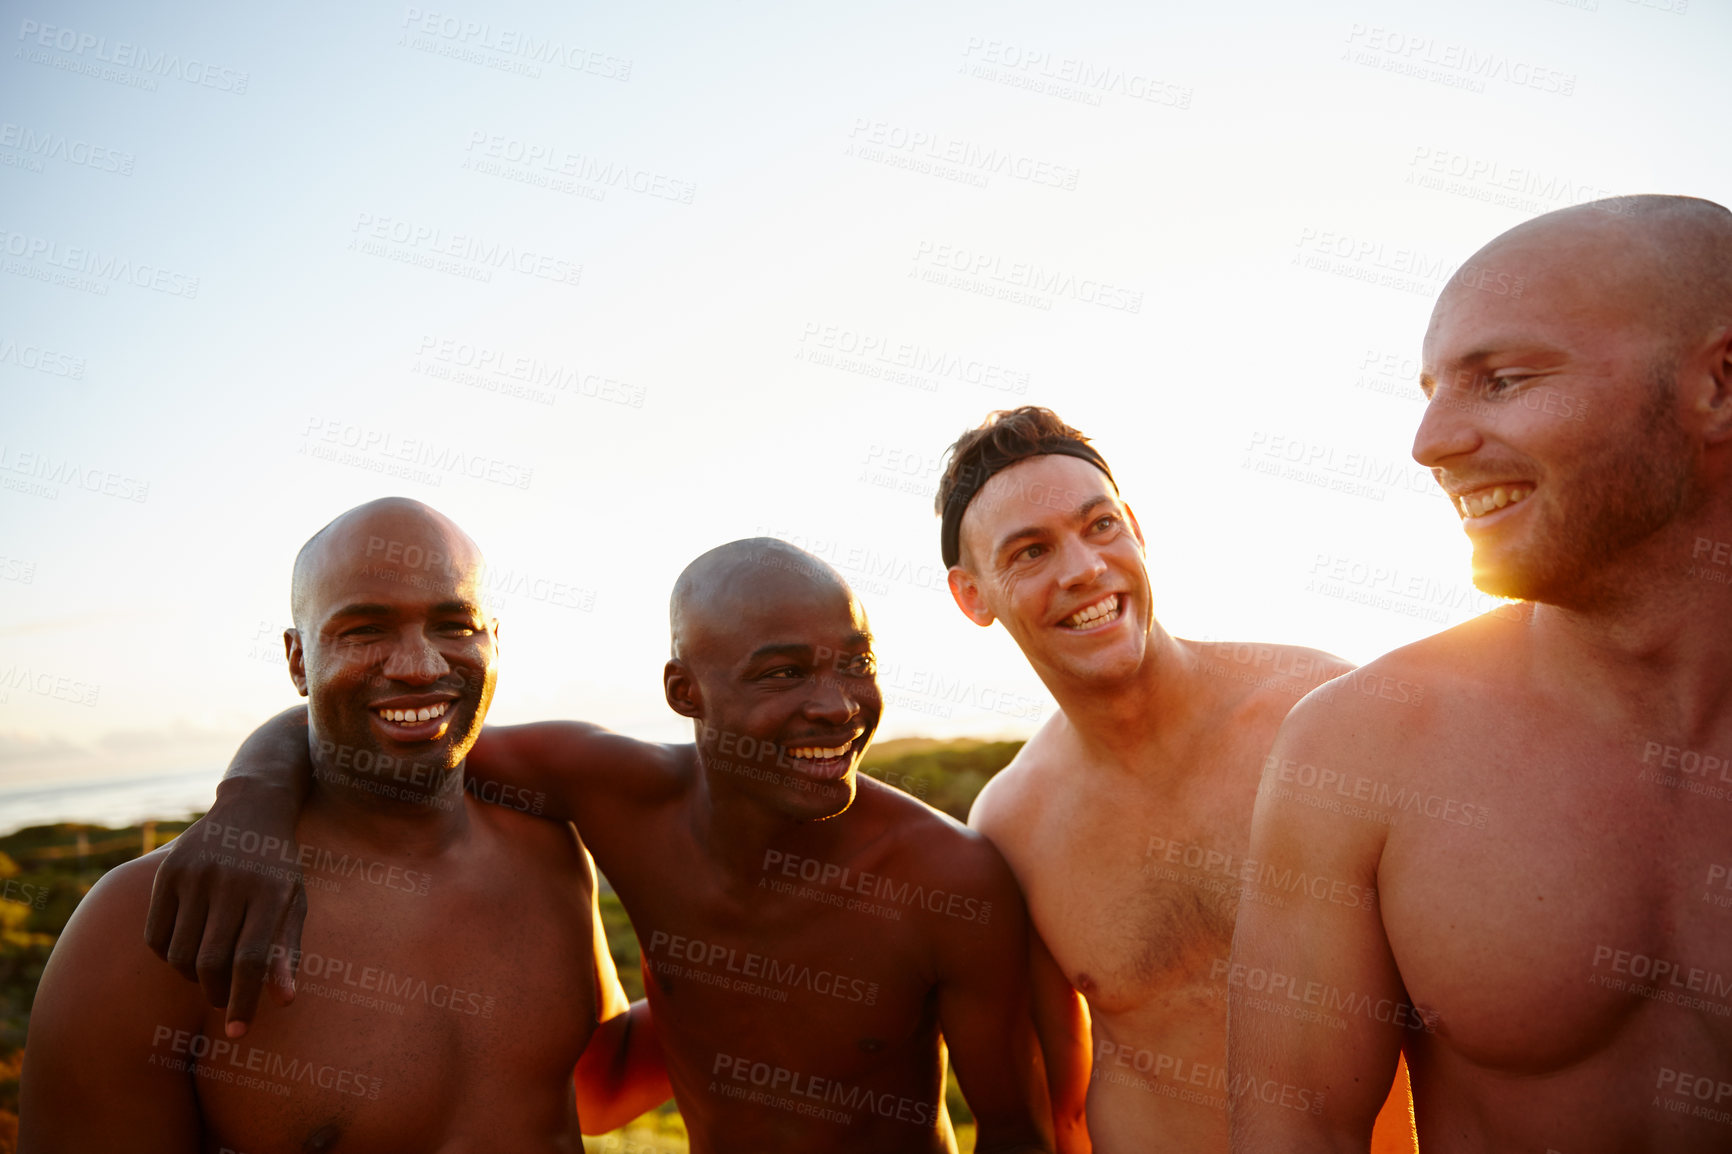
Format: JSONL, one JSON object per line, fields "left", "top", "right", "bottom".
{"left": 1228, "top": 195, "right": 1732, "bottom": 1152}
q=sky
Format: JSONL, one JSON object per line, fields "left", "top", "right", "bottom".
{"left": 1, "top": 0, "right": 1724, "bottom": 828}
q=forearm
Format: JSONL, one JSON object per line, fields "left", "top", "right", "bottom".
{"left": 218, "top": 704, "right": 314, "bottom": 801}
{"left": 575, "top": 999, "right": 671, "bottom": 1134}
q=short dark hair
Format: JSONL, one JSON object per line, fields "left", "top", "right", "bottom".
{"left": 935, "top": 407, "right": 1115, "bottom": 567}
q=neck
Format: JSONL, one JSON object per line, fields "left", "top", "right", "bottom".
{"left": 686, "top": 747, "right": 848, "bottom": 885}
{"left": 1036, "top": 623, "right": 1214, "bottom": 772}
{"left": 1529, "top": 516, "right": 1732, "bottom": 739}
{"left": 306, "top": 750, "right": 471, "bottom": 856}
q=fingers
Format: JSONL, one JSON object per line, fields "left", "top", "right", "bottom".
{"left": 196, "top": 901, "right": 247, "bottom": 1011}
{"left": 162, "top": 890, "right": 210, "bottom": 987}
{"left": 144, "top": 864, "right": 181, "bottom": 962}
{"left": 266, "top": 886, "right": 308, "bottom": 1009}
{"left": 225, "top": 902, "right": 279, "bottom": 1037}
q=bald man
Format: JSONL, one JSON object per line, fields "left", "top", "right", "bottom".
{"left": 936, "top": 408, "right": 1416, "bottom": 1154}
{"left": 20, "top": 499, "right": 660, "bottom": 1152}
{"left": 140, "top": 537, "right": 1053, "bottom": 1153}
{"left": 1228, "top": 195, "right": 1732, "bottom": 1151}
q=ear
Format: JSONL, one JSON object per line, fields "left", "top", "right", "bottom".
{"left": 947, "top": 566, "right": 995, "bottom": 628}
{"left": 1693, "top": 325, "right": 1732, "bottom": 445}
{"left": 285, "top": 629, "right": 309, "bottom": 697}
{"left": 664, "top": 659, "right": 702, "bottom": 719}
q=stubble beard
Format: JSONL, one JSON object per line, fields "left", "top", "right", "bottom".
{"left": 1473, "top": 363, "right": 1699, "bottom": 610}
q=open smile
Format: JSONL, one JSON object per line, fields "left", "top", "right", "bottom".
{"left": 370, "top": 697, "right": 459, "bottom": 742}
{"left": 783, "top": 734, "right": 864, "bottom": 781}
{"left": 1058, "top": 593, "right": 1124, "bottom": 632}
{"left": 1451, "top": 484, "right": 1533, "bottom": 524}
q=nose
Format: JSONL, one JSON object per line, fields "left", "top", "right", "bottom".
{"left": 1412, "top": 377, "right": 1482, "bottom": 471}
{"left": 802, "top": 674, "right": 862, "bottom": 727}
{"left": 379, "top": 626, "right": 451, "bottom": 685}
{"left": 1055, "top": 535, "right": 1109, "bottom": 589}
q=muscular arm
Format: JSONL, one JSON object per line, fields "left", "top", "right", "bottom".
{"left": 1226, "top": 694, "right": 1406, "bottom": 1153}
{"left": 1029, "top": 932, "right": 1092, "bottom": 1154}
{"left": 574, "top": 867, "right": 672, "bottom": 1132}
{"left": 933, "top": 842, "right": 1054, "bottom": 1154}
{"left": 22, "top": 854, "right": 206, "bottom": 1152}
{"left": 146, "top": 706, "right": 670, "bottom": 1033}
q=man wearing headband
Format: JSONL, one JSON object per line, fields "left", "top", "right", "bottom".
{"left": 1229, "top": 197, "right": 1732, "bottom": 1150}
{"left": 939, "top": 407, "right": 1416, "bottom": 1153}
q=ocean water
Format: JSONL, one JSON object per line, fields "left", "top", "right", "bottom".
{"left": 0, "top": 768, "right": 223, "bottom": 836}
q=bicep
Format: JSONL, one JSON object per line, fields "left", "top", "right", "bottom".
{"left": 21, "top": 868, "right": 204, "bottom": 1152}
{"left": 468, "top": 721, "right": 660, "bottom": 823}
{"left": 934, "top": 864, "right": 1049, "bottom": 1146}
{"left": 1227, "top": 722, "right": 1404, "bottom": 1150}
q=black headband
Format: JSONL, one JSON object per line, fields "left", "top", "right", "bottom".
{"left": 940, "top": 438, "right": 1117, "bottom": 569}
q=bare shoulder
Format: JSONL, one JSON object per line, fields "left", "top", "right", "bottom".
{"left": 859, "top": 777, "right": 1021, "bottom": 900}
{"left": 1189, "top": 637, "right": 1355, "bottom": 708}
{"left": 36, "top": 849, "right": 203, "bottom": 1014}
{"left": 1272, "top": 610, "right": 1529, "bottom": 776}
{"left": 966, "top": 717, "right": 1069, "bottom": 842}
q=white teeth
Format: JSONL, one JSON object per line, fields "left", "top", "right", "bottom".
{"left": 789, "top": 744, "right": 851, "bottom": 760}
{"left": 379, "top": 702, "right": 449, "bottom": 724}
{"left": 1459, "top": 486, "right": 1533, "bottom": 518}
{"left": 1064, "top": 595, "right": 1121, "bottom": 628}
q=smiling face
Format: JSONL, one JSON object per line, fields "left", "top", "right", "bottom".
{"left": 948, "top": 453, "right": 1152, "bottom": 687}
{"left": 667, "top": 544, "right": 882, "bottom": 822}
{"left": 289, "top": 501, "right": 498, "bottom": 788}
{"left": 1415, "top": 213, "right": 1701, "bottom": 607}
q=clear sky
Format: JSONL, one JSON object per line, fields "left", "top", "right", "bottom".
{"left": 1, "top": 0, "right": 1723, "bottom": 817}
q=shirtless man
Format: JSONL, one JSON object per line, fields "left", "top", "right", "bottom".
{"left": 144, "top": 537, "right": 1054, "bottom": 1153}
{"left": 939, "top": 408, "right": 1415, "bottom": 1152}
{"left": 19, "top": 498, "right": 662, "bottom": 1152}
{"left": 1227, "top": 195, "right": 1732, "bottom": 1152}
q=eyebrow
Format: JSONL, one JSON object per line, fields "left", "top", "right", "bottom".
{"left": 328, "top": 600, "right": 484, "bottom": 619}
{"left": 993, "top": 495, "right": 1117, "bottom": 557}
{"left": 744, "top": 631, "right": 874, "bottom": 664}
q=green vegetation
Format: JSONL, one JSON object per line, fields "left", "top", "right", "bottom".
{"left": 0, "top": 737, "right": 1023, "bottom": 1152}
